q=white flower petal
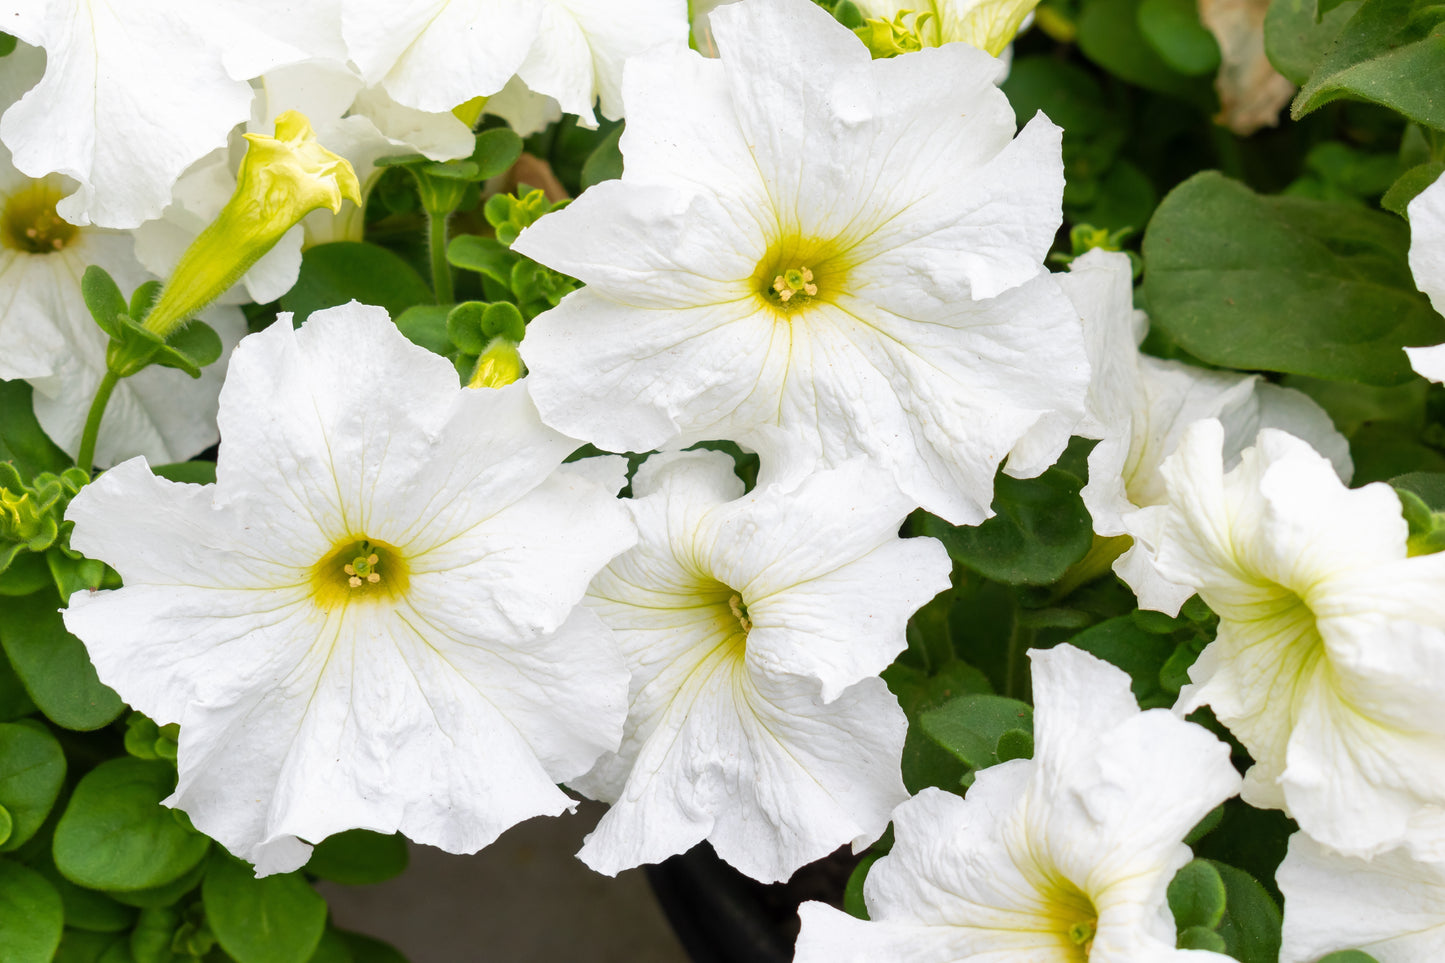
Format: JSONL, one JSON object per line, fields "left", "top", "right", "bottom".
{"left": 64, "top": 302, "right": 634, "bottom": 873}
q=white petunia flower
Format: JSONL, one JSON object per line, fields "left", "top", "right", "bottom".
{"left": 514, "top": 0, "right": 1086, "bottom": 526}
{"left": 1132, "top": 421, "right": 1445, "bottom": 857}
{"left": 1052, "top": 250, "right": 1349, "bottom": 613}
{"left": 1, "top": 0, "right": 328, "bottom": 229}
{"left": 794, "top": 644, "right": 1240, "bottom": 963}
{"left": 1406, "top": 171, "right": 1445, "bottom": 383}
{"left": 572, "top": 447, "right": 950, "bottom": 882}
{"left": 1279, "top": 832, "right": 1445, "bottom": 963}
{"left": 0, "top": 43, "right": 244, "bottom": 467}
{"left": 343, "top": 0, "right": 687, "bottom": 124}
{"left": 63, "top": 302, "right": 636, "bottom": 875}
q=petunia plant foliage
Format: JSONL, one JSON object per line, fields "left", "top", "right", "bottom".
{"left": 1, "top": 0, "right": 1444, "bottom": 962}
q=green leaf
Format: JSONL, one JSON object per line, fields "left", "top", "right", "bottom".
{"left": 52, "top": 759, "right": 211, "bottom": 892}
{"left": 1067, "top": 616, "right": 1179, "bottom": 708}
{"left": 80, "top": 267, "right": 128, "bottom": 340}
{"left": 0, "top": 859, "right": 64, "bottom": 963}
{"left": 1317, "top": 952, "right": 1382, "bottom": 963}
{"left": 103, "top": 860, "right": 206, "bottom": 910}
{"left": 128, "top": 906, "right": 178, "bottom": 963}
{"left": 913, "top": 468, "right": 1093, "bottom": 585}
{"left": 31, "top": 858, "right": 136, "bottom": 934}
{"left": 0, "top": 591, "right": 124, "bottom": 731}
{"left": 1391, "top": 471, "right": 1445, "bottom": 509}
{"left": 446, "top": 236, "right": 518, "bottom": 288}
{"left": 1138, "top": 0, "right": 1221, "bottom": 76}
{"left": 1210, "top": 861, "right": 1283, "bottom": 963}
{"left": 1264, "top": 0, "right": 1359, "bottom": 85}
{"left": 471, "top": 128, "right": 524, "bottom": 181}
{"left": 1002, "top": 57, "right": 1113, "bottom": 138}
{"left": 1383, "top": 160, "right": 1445, "bottom": 217}
{"left": 0, "top": 645, "right": 36, "bottom": 721}
{"left": 1168, "top": 859, "right": 1227, "bottom": 931}
{"left": 303, "top": 830, "right": 408, "bottom": 886}
{"left": 392, "top": 305, "right": 452, "bottom": 357}
{"left": 151, "top": 462, "right": 217, "bottom": 486}
{"left": 1293, "top": 0, "right": 1445, "bottom": 129}
{"left": 45, "top": 553, "right": 109, "bottom": 606}
{"left": 0, "top": 722, "right": 65, "bottom": 852}
{"left": 843, "top": 852, "right": 881, "bottom": 921}
{"left": 580, "top": 125, "right": 624, "bottom": 190}
{"left": 53, "top": 929, "right": 127, "bottom": 963}
{"left": 0, "top": 381, "right": 72, "bottom": 478}
{"left": 0, "top": 553, "right": 53, "bottom": 599}
{"left": 1077, "top": 0, "right": 1213, "bottom": 102}
{"left": 202, "top": 852, "right": 327, "bottom": 963}
{"left": 334, "top": 931, "right": 407, "bottom": 963}
{"left": 1142, "top": 171, "right": 1444, "bottom": 385}
{"left": 883, "top": 660, "right": 993, "bottom": 793}
{"left": 280, "top": 243, "right": 432, "bottom": 325}
{"left": 306, "top": 930, "right": 355, "bottom": 963}
{"left": 919, "top": 694, "right": 1034, "bottom": 773}
{"left": 0, "top": 34, "right": 15, "bottom": 57}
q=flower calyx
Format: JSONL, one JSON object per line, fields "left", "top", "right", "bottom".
{"left": 446, "top": 300, "right": 528, "bottom": 388}
{"left": 854, "top": 10, "right": 936, "bottom": 57}
{"left": 0, "top": 461, "right": 99, "bottom": 595}
{"left": 376, "top": 127, "right": 524, "bottom": 217}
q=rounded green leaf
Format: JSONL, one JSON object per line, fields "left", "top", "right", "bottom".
{"left": 1211, "top": 860, "right": 1282, "bottom": 963}
{"left": 203, "top": 853, "right": 327, "bottom": 963}
{"left": 919, "top": 695, "right": 1034, "bottom": 772}
{"left": 1143, "top": 171, "right": 1445, "bottom": 386}
{"left": 0, "top": 859, "right": 64, "bottom": 963}
{"left": 0, "top": 721, "right": 66, "bottom": 851}
{"left": 53, "top": 758, "right": 210, "bottom": 892}
{"left": 304, "top": 830, "right": 408, "bottom": 887}
{"left": 471, "top": 128, "right": 524, "bottom": 181}
{"left": 1137, "top": 0, "right": 1221, "bottom": 76}
{"left": 914, "top": 468, "right": 1093, "bottom": 585}
{"left": 52, "top": 929, "right": 126, "bottom": 963}
{"left": 0, "top": 591, "right": 123, "bottom": 731}
{"left": 280, "top": 243, "right": 431, "bottom": 326}
{"left": 104, "top": 859, "right": 206, "bottom": 910}
{"left": 843, "top": 852, "right": 881, "bottom": 921}
{"left": 1168, "top": 858, "right": 1227, "bottom": 931}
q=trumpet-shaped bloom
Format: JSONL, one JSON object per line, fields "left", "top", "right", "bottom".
{"left": 2, "top": 0, "right": 329, "bottom": 229}
{"left": 514, "top": 0, "right": 1085, "bottom": 526}
{"left": 1132, "top": 421, "right": 1445, "bottom": 856}
{"left": 1054, "top": 250, "right": 1349, "bottom": 613}
{"left": 64, "top": 303, "right": 635, "bottom": 875}
{"left": 1406, "top": 171, "right": 1445, "bottom": 383}
{"left": 794, "top": 645, "right": 1240, "bottom": 963}
{"left": 572, "top": 448, "right": 950, "bottom": 882}
{"left": 343, "top": 0, "right": 687, "bottom": 123}
{"left": 0, "top": 44, "right": 244, "bottom": 466}
{"left": 1279, "top": 833, "right": 1445, "bottom": 963}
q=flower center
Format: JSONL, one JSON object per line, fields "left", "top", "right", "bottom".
{"left": 752, "top": 234, "right": 849, "bottom": 316}
{"left": 310, "top": 537, "right": 409, "bottom": 609}
{"left": 1066, "top": 917, "right": 1097, "bottom": 959}
{"left": 728, "top": 593, "right": 753, "bottom": 633}
{"left": 770, "top": 266, "right": 817, "bottom": 304}
{"left": 2, "top": 179, "right": 78, "bottom": 254}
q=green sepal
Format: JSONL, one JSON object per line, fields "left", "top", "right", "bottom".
{"left": 1177, "top": 926, "right": 1228, "bottom": 952}
{"left": 445, "top": 302, "right": 489, "bottom": 354}
{"left": 128, "top": 282, "right": 163, "bottom": 323}
{"left": 159, "top": 321, "right": 223, "bottom": 374}
{"left": 81, "top": 267, "right": 129, "bottom": 341}
{"left": 123, "top": 714, "right": 179, "bottom": 763}
{"left": 393, "top": 305, "right": 452, "bottom": 357}
{"left": 1168, "top": 859, "right": 1228, "bottom": 931}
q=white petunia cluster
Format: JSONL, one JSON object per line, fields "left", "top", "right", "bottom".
{"left": 10, "top": 0, "right": 1445, "bottom": 958}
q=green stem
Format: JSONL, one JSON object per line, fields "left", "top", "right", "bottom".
{"left": 1004, "top": 615, "right": 1034, "bottom": 703}
{"left": 76, "top": 371, "right": 120, "bottom": 474}
{"left": 428, "top": 210, "right": 454, "bottom": 305}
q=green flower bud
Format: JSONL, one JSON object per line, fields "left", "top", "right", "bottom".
{"left": 467, "top": 339, "right": 525, "bottom": 390}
